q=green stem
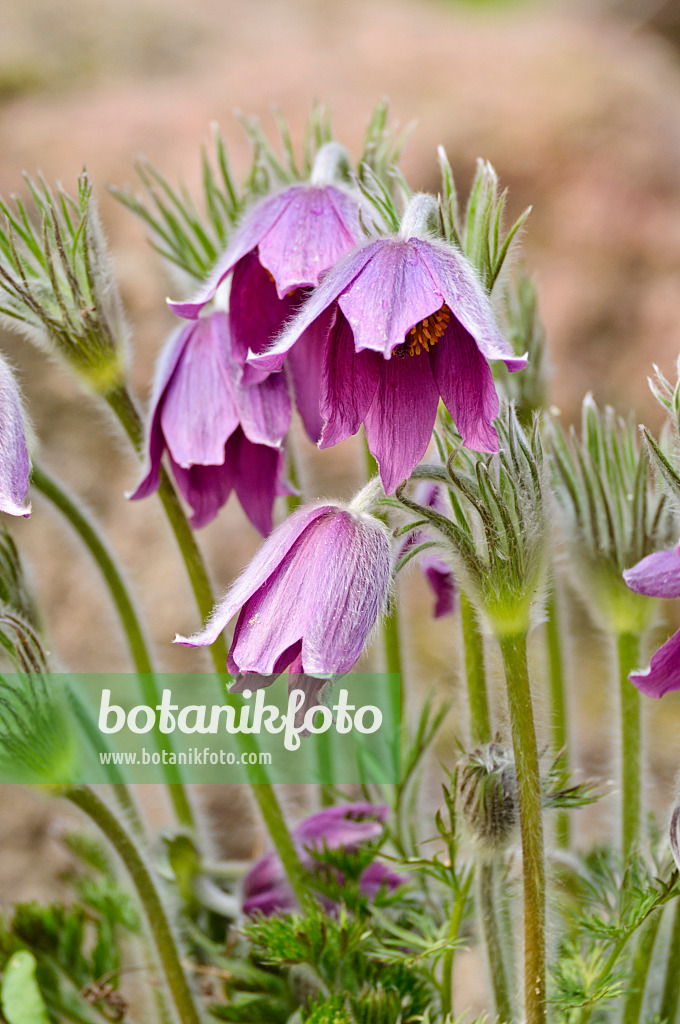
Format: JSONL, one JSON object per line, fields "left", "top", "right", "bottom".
{"left": 65, "top": 785, "right": 203, "bottom": 1024}
{"left": 459, "top": 591, "right": 491, "bottom": 744}
{"left": 660, "top": 898, "right": 680, "bottom": 1024}
{"left": 620, "top": 909, "right": 662, "bottom": 1024}
{"left": 31, "top": 463, "right": 194, "bottom": 830}
{"left": 498, "top": 630, "right": 546, "bottom": 1024}
{"left": 440, "top": 872, "right": 473, "bottom": 1019}
{"left": 545, "top": 587, "right": 570, "bottom": 848}
{"left": 478, "top": 860, "right": 514, "bottom": 1022}
{"left": 103, "top": 384, "right": 308, "bottom": 909}
{"left": 616, "top": 631, "right": 642, "bottom": 859}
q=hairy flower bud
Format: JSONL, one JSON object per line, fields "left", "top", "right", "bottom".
{"left": 458, "top": 743, "right": 519, "bottom": 854}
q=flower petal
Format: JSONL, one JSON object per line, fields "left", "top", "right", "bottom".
{"left": 169, "top": 453, "right": 235, "bottom": 530}
{"left": 236, "top": 370, "right": 291, "bottom": 449}
{"left": 422, "top": 558, "right": 458, "bottom": 618}
{"left": 229, "top": 253, "right": 299, "bottom": 372}
{"left": 233, "top": 436, "right": 289, "bottom": 537}
{"left": 167, "top": 191, "right": 292, "bottom": 319}
{"left": 0, "top": 357, "right": 30, "bottom": 517}
{"left": 258, "top": 185, "right": 361, "bottom": 296}
{"left": 285, "top": 308, "right": 336, "bottom": 444}
{"left": 363, "top": 352, "right": 440, "bottom": 494}
{"left": 295, "top": 803, "right": 388, "bottom": 849}
{"left": 413, "top": 238, "right": 526, "bottom": 371}
{"left": 174, "top": 503, "right": 334, "bottom": 647}
{"left": 623, "top": 547, "right": 680, "bottom": 598}
{"left": 302, "top": 511, "right": 392, "bottom": 676}
{"left": 160, "top": 314, "right": 240, "bottom": 467}
{"left": 319, "top": 311, "right": 381, "bottom": 450}
{"left": 248, "top": 243, "right": 380, "bottom": 373}
{"left": 630, "top": 628, "right": 680, "bottom": 698}
{"left": 430, "top": 318, "right": 500, "bottom": 453}
{"left": 338, "top": 239, "right": 443, "bottom": 357}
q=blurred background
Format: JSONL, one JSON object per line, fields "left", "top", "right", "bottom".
{"left": 2, "top": 0, "right": 680, "bottom": 972}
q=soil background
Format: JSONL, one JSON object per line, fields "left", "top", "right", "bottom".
{"left": 3, "top": 0, "right": 680, "bottom": 1014}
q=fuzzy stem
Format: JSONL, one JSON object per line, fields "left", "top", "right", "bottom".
{"left": 103, "top": 384, "right": 309, "bottom": 909}
{"left": 478, "top": 860, "right": 515, "bottom": 1022}
{"left": 440, "top": 873, "right": 473, "bottom": 1020}
{"left": 31, "top": 463, "right": 194, "bottom": 830}
{"left": 65, "top": 785, "right": 203, "bottom": 1024}
{"left": 659, "top": 898, "right": 680, "bottom": 1024}
{"left": 498, "top": 630, "right": 546, "bottom": 1024}
{"left": 616, "top": 631, "right": 642, "bottom": 858}
{"left": 459, "top": 591, "right": 491, "bottom": 744}
{"left": 545, "top": 586, "right": 570, "bottom": 848}
{"left": 620, "top": 909, "right": 662, "bottom": 1024}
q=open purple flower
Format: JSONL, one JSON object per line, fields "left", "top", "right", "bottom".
{"left": 175, "top": 497, "right": 392, "bottom": 702}
{"left": 250, "top": 195, "right": 526, "bottom": 493}
{"left": 623, "top": 545, "right": 680, "bottom": 696}
{"left": 129, "top": 311, "right": 291, "bottom": 534}
{"left": 242, "top": 802, "right": 403, "bottom": 916}
{"left": 0, "top": 356, "right": 30, "bottom": 518}
{"left": 168, "top": 146, "right": 366, "bottom": 442}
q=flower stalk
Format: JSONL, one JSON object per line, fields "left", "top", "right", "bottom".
{"left": 616, "top": 630, "right": 642, "bottom": 858}
{"left": 545, "top": 586, "right": 570, "bottom": 848}
{"left": 459, "top": 591, "right": 491, "bottom": 745}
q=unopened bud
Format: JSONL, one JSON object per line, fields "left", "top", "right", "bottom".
{"left": 458, "top": 742, "right": 519, "bottom": 854}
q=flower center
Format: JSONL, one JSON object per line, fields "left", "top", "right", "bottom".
{"left": 395, "top": 304, "right": 450, "bottom": 357}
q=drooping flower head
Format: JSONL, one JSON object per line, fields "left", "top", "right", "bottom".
{"left": 168, "top": 144, "right": 367, "bottom": 442}
{"left": 175, "top": 486, "right": 393, "bottom": 707}
{"left": 623, "top": 545, "right": 680, "bottom": 697}
{"left": 130, "top": 311, "right": 291, "bottom": 534}
{"left": 250, "top": 194, "right": 526, "bottom": 493}
{"left": 0, "top": 355, "right": 31, "bottom": 518}
{"left": 242, "top": 802, "right": 403, "bottom": 916}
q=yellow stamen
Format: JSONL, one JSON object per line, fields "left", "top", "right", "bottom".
{"left": 395, "top": 304, "right": 450, "bottom": 357}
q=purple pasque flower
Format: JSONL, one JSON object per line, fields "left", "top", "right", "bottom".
{"left": 168, "top": 146, "right": 366, "bottom": 443}
{"left": 174, "top": 495, "right": 392, "bottom": 699}
{"left": 250, "top": 195, "right": 527, "bottom": 494}
{"left": 129, "top": 311, "right": 291, "bottom": 534}
{"left": 242, "top": 802, "right": 403, "bottom": 916}
{"left": 0, "top": 355, "right": 30, "bottom": 518}
{"left": 401, "top": 481, "right": 457, "bottom": 618}
{"left": 623, "top": 545, "right": 680, "bottom": 697}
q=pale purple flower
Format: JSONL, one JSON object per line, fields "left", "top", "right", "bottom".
{"left": 250, "top": 231, "right": 526, "bottom": 493}
{"left": 623, "top": 545, "right": 680, "bottom": 696}
{"left": 401, "top": 482, "right": 457, "bottom": 618}
{"left": 130, "top": 311, "right": 291, "bottom": 534}
{"left": 168, "top": 178, "right": 365, "bottom": 442}
{"left": 0, "top": 356, "right": 30, "bottom": 518}
{"left": 242, "top": 802, "right": 403, "bottom": 916}
{"left": 175, "top": 501, "right": 392, "bottom": 696}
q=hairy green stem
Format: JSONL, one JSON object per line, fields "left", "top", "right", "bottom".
{"left": 478, "top": 860, "right": 515, "bottom": 1022}
{"left": 440, "top": 872, "right": 473, "bottom": 1020}
{"left": 459, "top": 591, "right": 491, "bottom": 744}
{"left": 103, "top": 384, "right": 309, "bottom": 908}
{"left": 31, "top": 463, "right": 193, "bottom": 829}
{"left": 616, "top": 631, "right": 642, "bottom": 858}
{"left": 65, "top": 785, "right": 203, "bottom": 1024}
{"left": 499, "top": 630, "right": 546, "bottom": 1024}
{"left": 545, "top": 587, "right": 570, "bottom": 848}
{"left": 620, "top": 909, "right": 662, "bottom": 1024}
{"left": 659, "top": 898, "right": 680, "bottom": 1024}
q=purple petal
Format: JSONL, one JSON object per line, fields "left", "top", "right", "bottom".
{"left": 0, "top": 357, "right": 30, "bottom": 517}
{"left": 295, "top": 803, "right": 388, "bottom": 850}
{"left": 167, "top": 190, "right": 292, "bottom": 319}
{"left": 287, "top": 653, "right": 331, "bottom": 730}
{"left": 430, "top": 318, "right": 500, "bottom": 453}
{"left": 630, "top": 628, "right": 680, "bottom": 698}
{"left": 236, "top": 370, "right": 291, "bottom": 449}
{"left": 301, "top": 511, "right": 392, "bottom": 676}
{"left": 422, "top": 559, "right": 458, "bottom": 618}
{"left": 229, "top": 253, "right": 299, "bottom": 372}
{"left": 413, "top": 238, "right": 526, "bottom": 371}
{"left": 359, "top": 861, "right": 405, "bottom": 898}
{"left": 285, "top": 307, "right": 336, "bottom": 443}
{"left": 232, "top": 436, "right": 289, "bottom": 537}
{"left": 258, "top": 185, "right": 362, "bottom": 296}
{"left": 623, "top": 547, "right": 680, "bottom": 598}
{"left": 363, "top": 352, "right": 441, "bottom": 494}
{"left": 248, "top": 243, "right": 380, "bottom": 374}
{"left": 338, "top": 239, "right": 443, "bottom": 357}
{"left": 319, "top": 311, "right": 381, "bottom": 450}
{"left": 174, "top": 503, "right": 334, "bottom": 647}
{"left": 160, "top": 314, "right": 240, "bottom": 467}
{"left": 169, "top": 453, "right": 235, "bottom": 529}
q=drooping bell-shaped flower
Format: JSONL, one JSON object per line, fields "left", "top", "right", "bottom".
{"left": 250, "top": 194, "right": 526, "bottom": 493}
{"left": 0, "top": 355, "right": 31, "bottom": 518}
{"left": 130, "top": 311, "right": 291, "bottom": 534}
{"left": 623, "top": 545, "right": 680, "bottom": 696}
{"left": 175, "top": 487, "right": 393, "bottom": 699}
{"left": 168, "top": 144, "right": 366, "bottom": 442}
{"left": 242, "top": 802, "right": 403, "bottom": 916}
